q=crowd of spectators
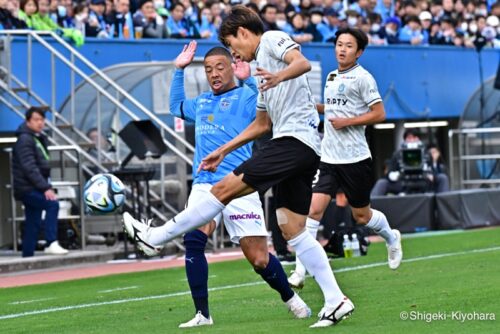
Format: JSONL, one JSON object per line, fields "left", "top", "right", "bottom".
{"left": 0, "top": 0, "right": 498, "bottom": 47}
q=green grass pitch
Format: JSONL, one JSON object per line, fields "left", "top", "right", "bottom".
{"left": 1, "top": 227, "right": 499, "bottom": 333}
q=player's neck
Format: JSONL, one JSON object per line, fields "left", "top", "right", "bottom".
{"left": 252, "top": 34, "right": 263, "bottom": 60}
{"left": 338, "top": 62, "right": 358, "bottom": 73}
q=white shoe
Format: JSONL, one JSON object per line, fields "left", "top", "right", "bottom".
{"left": 288, "top": 270, "right": 305, "bottom": 289}
{"left": 310, "top": 297, "right": 355, "bottom": 328}
{"left": 388, "top": 229, "right": 403, "bottom": 270}
{"left": 44, "top": 241, "right": 68, "bottom": 255}
{"left": 122, "top": 212, "right": 163, "bottom": 257}
{"left": 178, "top": 311, "right": 213, "bottom": 328}
{"left": 286, "top": 293, "right": 311, "bottom": 319}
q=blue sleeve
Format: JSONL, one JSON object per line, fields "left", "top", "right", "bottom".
{"left": 169, "top": 69, "right": 197, "bottom": 122}
{"left": 239, "top": 76, "right": 258, "bottom": 94}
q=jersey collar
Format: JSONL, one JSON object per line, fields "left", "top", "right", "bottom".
{"left": 338, "top": 63, "right": 359, "bottom": 74}
{"left": 213, "top": 85, "right": 239, "bottom": 96}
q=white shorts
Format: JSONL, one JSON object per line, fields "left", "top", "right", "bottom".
{"left": 187, "top": 183, "right": 268, "bottom": 244}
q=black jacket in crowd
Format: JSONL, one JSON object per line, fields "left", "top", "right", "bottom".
{"left": 0, "top": 8, "right": 28, "bottom": 30}
{"left": 12, "top": 123, "right": 52, "bottom": 200}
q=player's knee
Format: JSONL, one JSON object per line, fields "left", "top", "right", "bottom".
{"left": 353, "top": 211, "right": 370, "bottom": 225}
{"left": 250, "top": 255, "right": 269, "bottom": 270}
{"left": 308, "top": 209, "right": 323, "bottom": 221}
{"left": 210, "top": 182, "right": 232, "bottom": 204}
{"left": 211, "top": 174, "right": 246, "bottom": 204}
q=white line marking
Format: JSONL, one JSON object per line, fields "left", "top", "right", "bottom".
{"left": 335, "top": 245, "right": 500, "bottom": 273}
{"left": 1, "top": 246, "right": 499, "bottom": 321}
{"left": 98, "top": 286, "right": 139, "bottom": 293}
{"left": 8, "top": 298, "right": 56, "bottom": 305}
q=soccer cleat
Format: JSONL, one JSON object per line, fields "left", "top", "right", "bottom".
{"left": 310, "top": 297, "right": 355, "bottom": 328}
{"left": 44, "top": 241, "right": 69, "bottom": 255}
{"left": 288, "top": 270, "right": 305, "bottom": 289}
{"left": 387, "top": 229, "right": 403, "bottom": 270}
{"left": 178, "top": 311, "right": 213, "bottom": 328}
{"left": 286, "top": 292, "right": 311, "bottom": 319}
{"left": 122, "top": 212, "right": 163, "bottom": 257}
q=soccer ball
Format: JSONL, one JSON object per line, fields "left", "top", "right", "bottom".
{"left": 83, "top": 173, "right": 125, "bottom": 214}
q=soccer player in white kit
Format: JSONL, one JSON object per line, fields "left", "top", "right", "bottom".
{"left": 288, "top": 27, "right": 403, "bottom": 291}
{"left": 122, "top": 6, "right": 353, "bottom": 328}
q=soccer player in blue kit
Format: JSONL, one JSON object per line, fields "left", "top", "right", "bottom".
{"left": 123, "top": 6, "right": 352, "bottom": 328}
{"left": 162, "top": 41, "right": 310, "bottom": 327}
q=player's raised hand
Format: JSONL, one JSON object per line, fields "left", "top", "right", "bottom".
{"left": 198, "top": 149, "right": 226, "bottom": 173}
{"left": 232, "top": 59, "right": 251, "bottom": 81}
{"left": 175, "top": 40, "right": 197, "bottom": 69}
{"left": 255, "top": 67, "right": 281, "bottom": 92}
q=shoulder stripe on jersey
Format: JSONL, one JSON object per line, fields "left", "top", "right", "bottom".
{"left": 180, "top": 102, "right": 185, "bottom": 120}
{"left": 280, "top": 43, "right": 299, "bottom": 60}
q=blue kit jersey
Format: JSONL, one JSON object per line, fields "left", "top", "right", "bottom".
{"left": 169, "top": 69, "right": 258, "bottom": 185}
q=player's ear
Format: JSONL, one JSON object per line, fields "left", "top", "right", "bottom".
{"left": 356, "top": 48, "right": 364, "bottom": 59}
{"left": 237, "top": 26, "right": 247, "bottom": 38}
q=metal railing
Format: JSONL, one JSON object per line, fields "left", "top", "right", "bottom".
{"left": 448, "top": 127, "right": 500, "bottom": 189}
{"left": 0, "top": 31, "right": 194, "bottom": 216}
{"left": 0, "top": 30, "right": 194, "bottom": 165}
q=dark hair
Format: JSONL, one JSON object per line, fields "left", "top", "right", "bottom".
{"left": 25, "top": 106, "right": 47, "bottom": 120}
{"left": 403, "top": 129, "right": 420, "bottom": 140}
{"left": 403, "top": 0, "right": 416, "bottom": 8}
{"left": 334, "top": 27, "right": 369, "bottom": 51}
{"left": 406, "top": 15, "right": 421, "bottom": 24}
{"left": 20, "top": 0, "right": 38, "bottom": 12}
{"left": 204, "top": 46, "right": 232, "bottom": 61}
{"left": 169, "top": 1, "right": 185, "bottom": 12}
{"left": 219, "top": 5, "right": 264, "bottom": 47}
{"left": 260, "top": 4, "right": 277, "bottom": 15}
{"left": 139, "top": 0, "right": 154, "bottom": 9}
{"left": 245, "top": 2, "right": 259, "bottom": 14}
{"left": 86, "top": 127, "right": 98, "bottom": 136}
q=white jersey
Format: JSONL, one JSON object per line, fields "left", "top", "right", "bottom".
{"left": 255, "top": 30, "right": 321, "bottom": 156}
{"left": 321, "top": 64, "right": 382, "bottom": 164}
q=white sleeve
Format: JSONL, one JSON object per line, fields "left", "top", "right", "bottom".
{"left": 263, "top": 31, "right": 300, "bottom": 61}
{"left": 359, "top": 73, "right": 382, "bottom": 107}
{"left": 257, "top": 90, "right": 266, "bottom": 111}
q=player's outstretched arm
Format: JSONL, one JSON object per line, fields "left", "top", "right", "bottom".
{"left": 199, "top": 110, "right": 272, "bottom": 172}
{"left": 255, "top": 48, "right": 311, "bottom": 92}
{"left": 174, "top": 40, "right": 197, "bottom": 69}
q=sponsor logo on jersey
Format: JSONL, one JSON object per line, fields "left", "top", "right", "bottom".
{"left": 220, "top": 98, "right": 231, "bottom": 111}
{"left": 277, "top": 37, "right": 287, "bottom": 47}
{"left": 201, "top": 114, "right": 215, "bottom": 122}
{"left": 229, "top": 212, "right": 262, "bottom": 221}
{"left": 325, "top": 98, "right": 348, "bottom": 105}
{"left": 308, "top": 117, "right": 319, "bottom": 129}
